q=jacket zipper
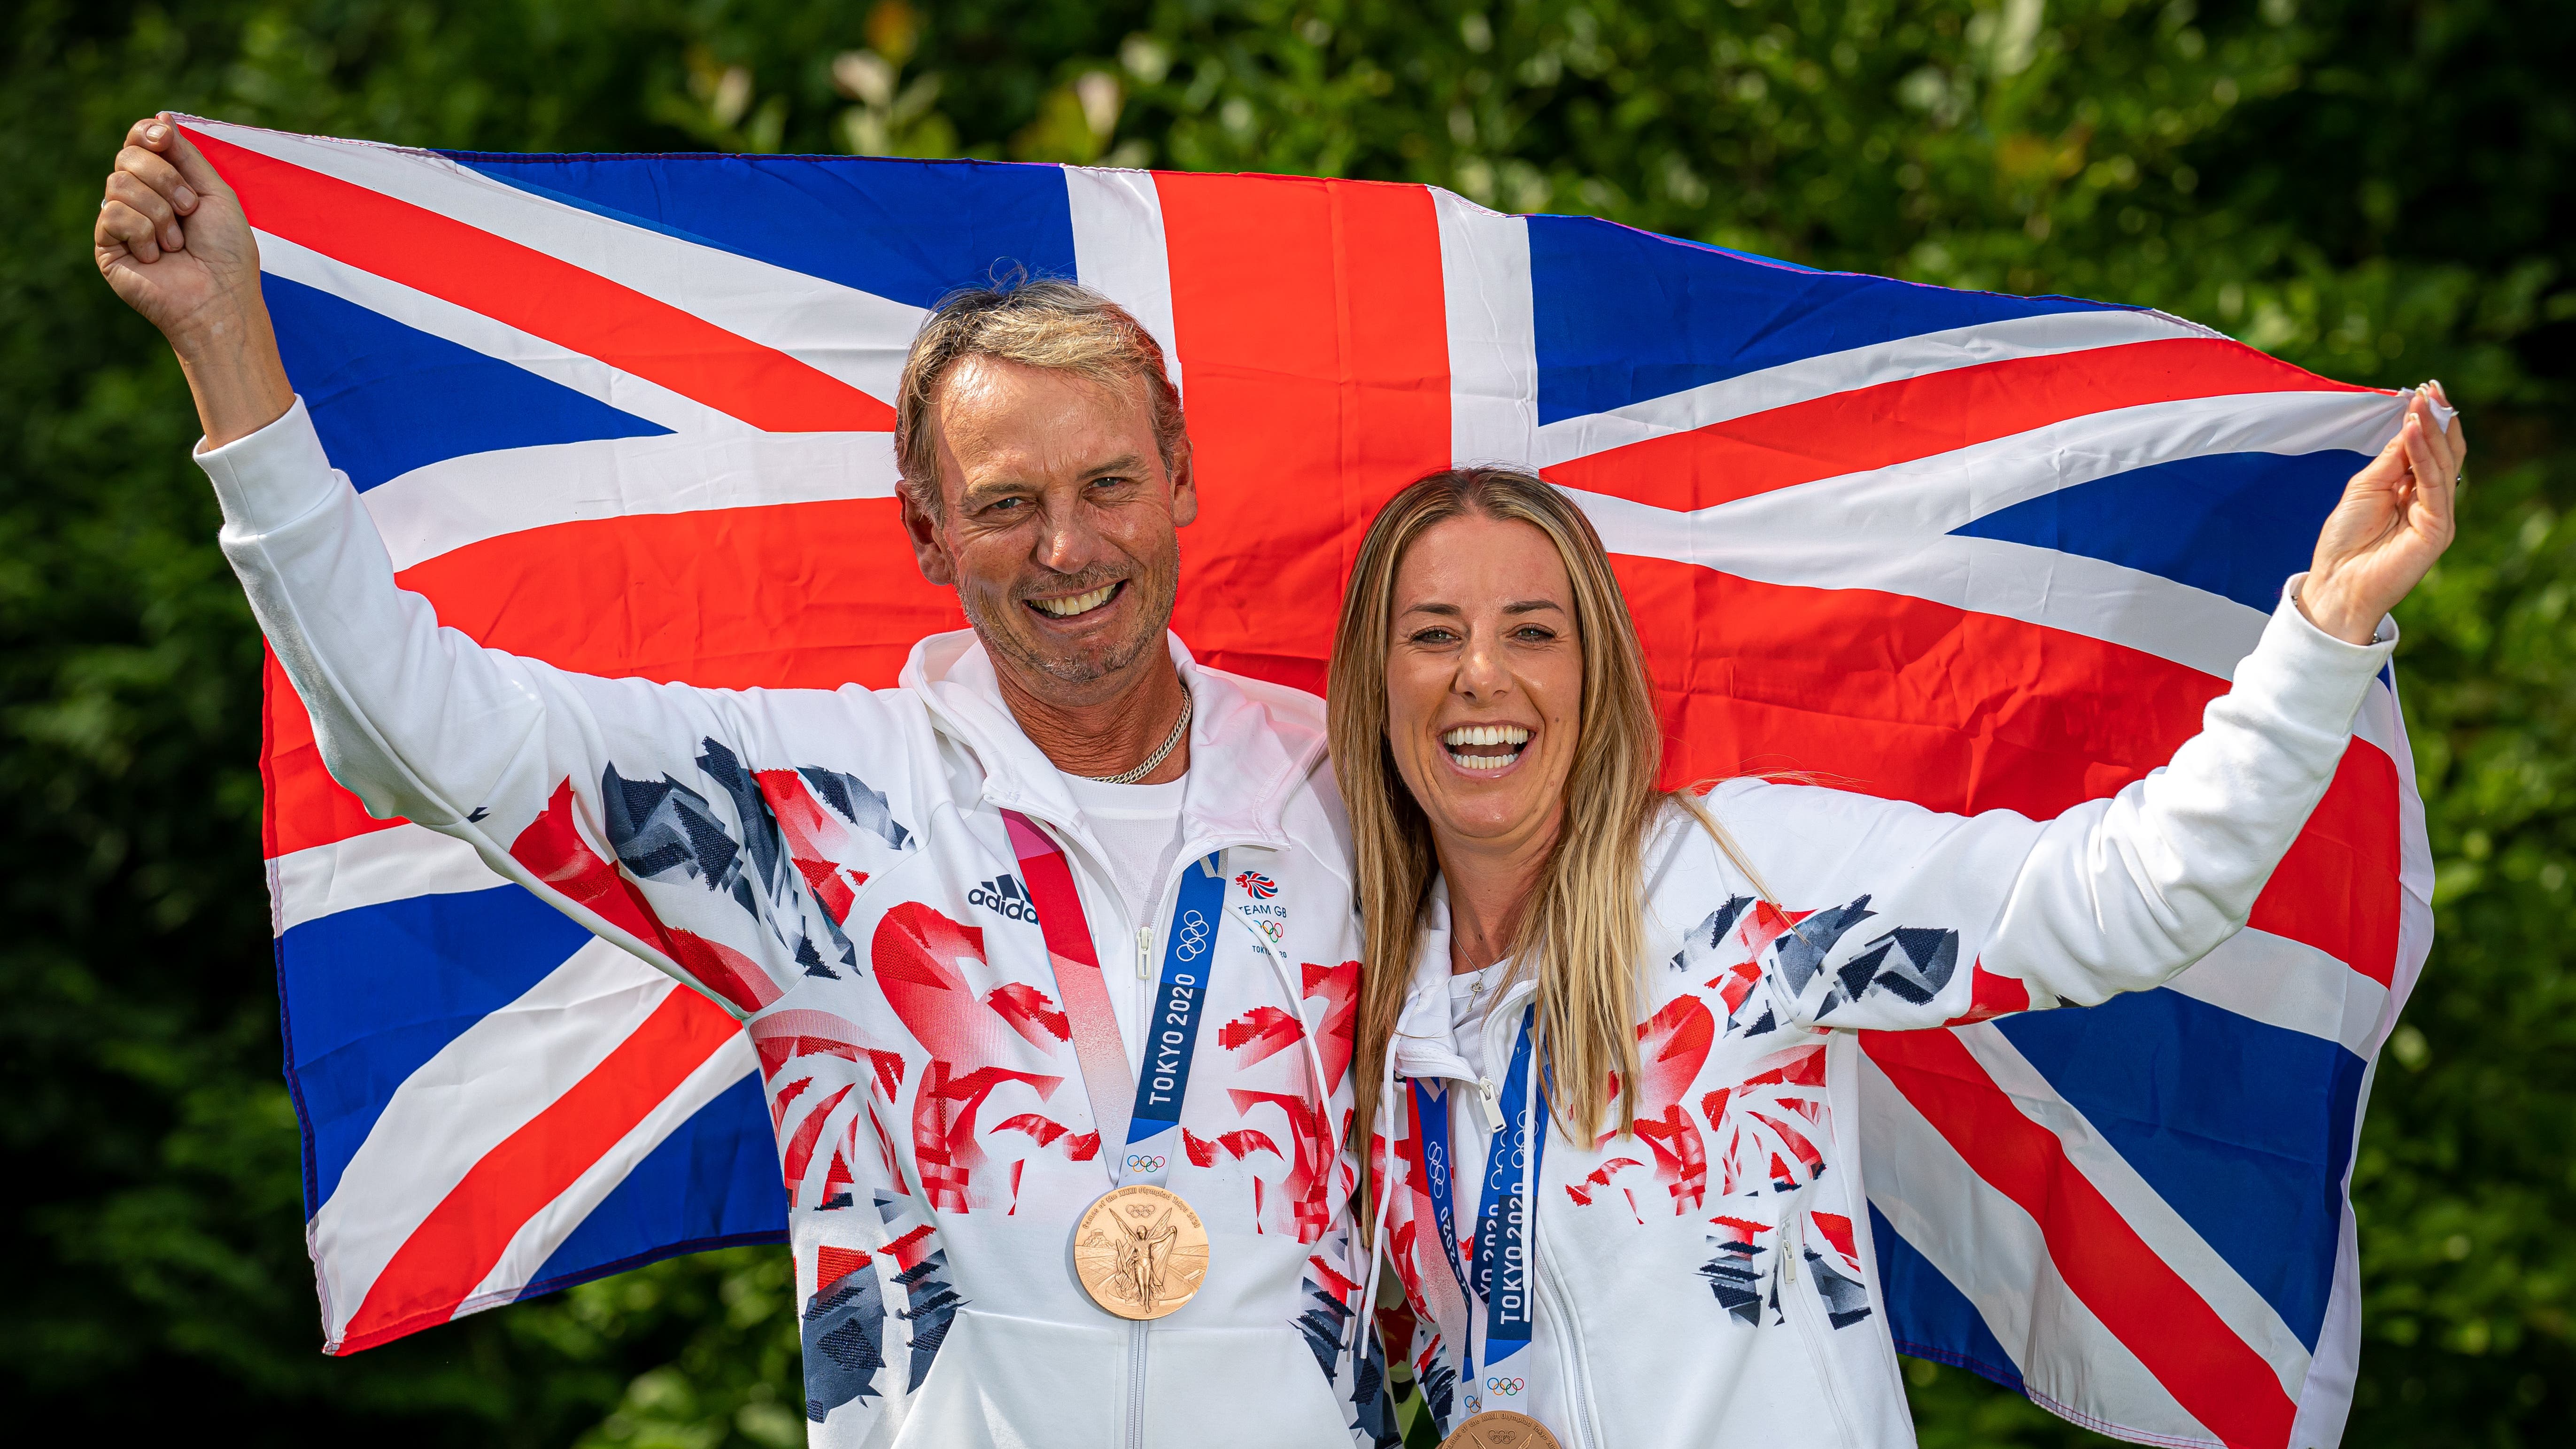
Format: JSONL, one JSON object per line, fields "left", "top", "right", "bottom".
{"left": 1775, "top": 1195, "right": 1866, "bottom": 1449}
{"left": 1475, "top": 980, "right": 1533, "bottom": 1131}
{"left": 1125, "top": 1318, "right": 1150, "bottom": 1449}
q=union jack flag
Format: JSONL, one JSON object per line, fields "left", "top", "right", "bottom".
{"left": 198, "top": 114, "right": 2424, "bottom": 1447}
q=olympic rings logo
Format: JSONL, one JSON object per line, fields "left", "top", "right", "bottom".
{"left": 1174, "top": 909, "right": 1214, "bottom": 961}
{"left": 1124, "top": 1154, "right": 1168, "bottom": 1173}
{"left": 1484, "top": 1376, "right": 1525, "bottom": 1397}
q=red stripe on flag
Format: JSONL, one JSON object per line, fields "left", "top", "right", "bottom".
{"left": 263, "top": 500, "right": 964, "bottom": 857}
{"left": 335, "top": 983, "right": 742, "bottom": 1354}
{"left": 2248, "top": 739, "right": 2404, "bottom": 987}
{"left": 1545, "top": 337, "right": 2375, "bottom": 512}
{"left": 399, "top": 500, "right": 959, "bottom": 687}
{"left": 187, "top": 127, "right": 895, "bottom": 434}
{"left": 1155, "top": 172, "right": 1450, "bottom": 695}
{"left": 1861, "top": 1029, "right": 2299, "bottom": 1448}
{"left": 266, "top": 650, "right": 400, "bottom": 856}
{"left": 1617, "top": 556, "right": 2224, "bottom": 813}
{"left": 1618, "top": 557, "right": 2400, "bottom": 981}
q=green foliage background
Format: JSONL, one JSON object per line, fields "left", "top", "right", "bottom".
{"left": 3, "top": 0, "right": 2568, "bottom": 1443}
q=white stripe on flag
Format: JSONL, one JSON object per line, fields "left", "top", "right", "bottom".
{"left": 191, "top": 118, "right": 926, "bottom": 407}
{"left": 1567, "top": 388, "right": 2406, "bottom": 680}
{"left": 1432, "top": 188, "right": 1539, "bottom": 469}
{"left": 2351, "top": 675, "right": 2408, "bottom": 785}
{"left": 1952, "top": 1024, "right": 2315, "bottom": 1401}
{"left": 2290, "top": 1174, "right": 2367, "bottom": 1449}
{"left": 2298, "top": 682, "right": 2431, "bottom": 1444}
{"left": 255, "top": 229, "right": 753, "bottom": 440}
{"left": 313, "top": 938, "right": 679, "bottom": 1340}
{"left": 269, "top": 822, "right": 506, "bottom": 936}
{"left": 2161, "top": 928, "right": 2390, "bottom": 1058}
{"left": 1854, "top": 1050, "right": 2220, "bottom": 1448}
{"left": 2374, "top": 676, "right": 2439, "bottom": 1014}
{"left": 1530, "top": 308, "right": 2210, "bottom": 470}
{"left": 258, "top": 228, "right": 905, "bottom": 571}
{"left": 1066, "top": 166, "right": 1184, "bottom": 403}
{"left": 359, "top": 432, "right": 904, "bottom": 572}
{"left": 463, "top": 1031, "right": 761, "bottom": 1312}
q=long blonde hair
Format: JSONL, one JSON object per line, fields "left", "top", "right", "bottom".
{"left": 1329, "top": 469, "right": 1765, "bottom": 1145}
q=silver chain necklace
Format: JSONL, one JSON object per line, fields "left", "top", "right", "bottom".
{"left": 1080, "top": 691, "right": 1192, "bottom": 785}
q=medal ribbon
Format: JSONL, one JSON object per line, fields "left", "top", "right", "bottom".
{"left": 1001, "top": 809, "right": 1224, "bottom": 1190}
{"left": 1413, "top": 1004, "right": 1546, "bottom": 1418}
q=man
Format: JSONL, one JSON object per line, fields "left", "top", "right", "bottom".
{"left": 97, "top": 116, "right": 1368, "bottom": 1446}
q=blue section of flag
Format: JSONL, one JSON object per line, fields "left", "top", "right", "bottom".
{"left": 1871, "top": 1203, "right": 2026, "bottom": 1392}
{"left": 1950, "top": 450, "right": 2367, "bottom": 612}
{"left": 448, "top": 152, "right": 1080, "bottom": 310}
{"left": 280, "top": 883, "right": 595, "bottom": 1214}
{"left": 263, "top": 271, "right": 669, "bottom": 494}
{"left": 527, "top": 1069, "right": 788, "bottom": 1293}
{"left": 1525, "top": 215, "right": 2117, "bottom": 426}
{"left": 1994, "top": 988, "right": 2367, "bottom": 1351}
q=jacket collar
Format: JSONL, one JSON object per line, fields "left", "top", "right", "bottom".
{"left": 898, "top": 627, "right": 1323, "bottom": 856}
{"left": 1391, "top": 878, "right": 1481, "bottom": 1083}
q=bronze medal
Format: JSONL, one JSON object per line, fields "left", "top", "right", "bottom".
{"left": 1072, "top": 1184, "right": 1211, "bottom": 1320}
{"left": 1439, "top": 1410, "right": 1562, "bottom": 1449}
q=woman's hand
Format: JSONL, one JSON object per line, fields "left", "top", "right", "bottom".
{"left": 2300, "top": 384, "right": 2465, "bottom": 644}
{"left": 93, "top": 114, "right": 292, "bottom": 446}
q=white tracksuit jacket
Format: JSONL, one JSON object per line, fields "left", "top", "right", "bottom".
{"left": 201, "top": 400, "right": 1372, "bottom": 1448}
{"left": 1365, "top": 587, "right": 2396, "bottom": 1449}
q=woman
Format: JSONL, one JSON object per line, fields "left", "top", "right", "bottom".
{"left": 1331, "top": 389, "right": 2462, "bottom": 1449}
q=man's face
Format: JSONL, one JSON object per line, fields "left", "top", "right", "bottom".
{"left": 903, "top": 356, "right": 1196, "bottom": 706}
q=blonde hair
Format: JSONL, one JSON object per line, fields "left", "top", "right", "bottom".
{"left": 1331, "top": 469, "right": 1769, "bottom": 1146}
{"left": 894, "top": 277, "right": 1185, "bottom": 514}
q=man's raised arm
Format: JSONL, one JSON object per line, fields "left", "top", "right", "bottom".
{"left": 92, "top": 116, "right": 914, "bottom": 1015}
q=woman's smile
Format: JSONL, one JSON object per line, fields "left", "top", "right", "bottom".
{"left": 1439, "top": 721, "right": 1534, "bottom": 774}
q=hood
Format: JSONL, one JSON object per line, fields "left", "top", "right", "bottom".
{"left": 897, "top": 627, "right": 1328, "bottom": 856}
{"left": 1390, "top": 877, "right": 1481, "bottom": 1084}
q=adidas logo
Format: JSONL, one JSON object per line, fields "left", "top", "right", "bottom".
{"left": 967, "top": 874, "right": 1037, "bottom": 923}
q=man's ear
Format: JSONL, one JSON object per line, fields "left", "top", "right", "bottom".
{"left": 901, "top": 484, "right": 959, "bottom": 587}
{"left": 1167, "top": 437, "right": 1199, "bottom": 529}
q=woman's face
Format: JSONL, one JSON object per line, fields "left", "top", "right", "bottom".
{"left": 1383, "top": 513, "right": 1585, "bottom": 854}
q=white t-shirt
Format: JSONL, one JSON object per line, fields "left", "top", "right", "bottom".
{"left": 1060, "top": 772, "right": 1187, "bottom": 1053}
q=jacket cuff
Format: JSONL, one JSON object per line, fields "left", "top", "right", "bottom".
{"left": 193, "top": 396, "right": 342, "bottom": 536}
{"left": 2280, "top": 570, "right": 2400, "bottom": 652}
{"left": 2244, "top": 571, "right": 2398, "bottom": 726}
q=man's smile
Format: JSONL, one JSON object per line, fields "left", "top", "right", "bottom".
{"left": 1029, "top": 581, "right": 1123, "bottom": 619}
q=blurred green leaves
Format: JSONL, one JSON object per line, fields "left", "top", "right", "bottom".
{"left": 4, "top": 0, "right": 2570, "bottom": 1444}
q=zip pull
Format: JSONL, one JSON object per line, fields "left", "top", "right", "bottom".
{"left": 1784, "top": 1245, "right": 1799, "bottom": 1285}
{"left": 1474, "top": 1077, "right": 1506, "bottom": 1134}
{"left": 1136, "top": 926, "right": 1152, "bottom": 980}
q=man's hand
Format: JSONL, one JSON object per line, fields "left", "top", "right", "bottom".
{"left": 94, "top": 114, "right": 293, "bottom": 447}
{"left": 2300, "top": 382, "right": 2466, "bottom": 645}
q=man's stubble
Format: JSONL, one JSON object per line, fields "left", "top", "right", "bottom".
{"left": 961, "top": 539, "right": 1184, "bottom": 694}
